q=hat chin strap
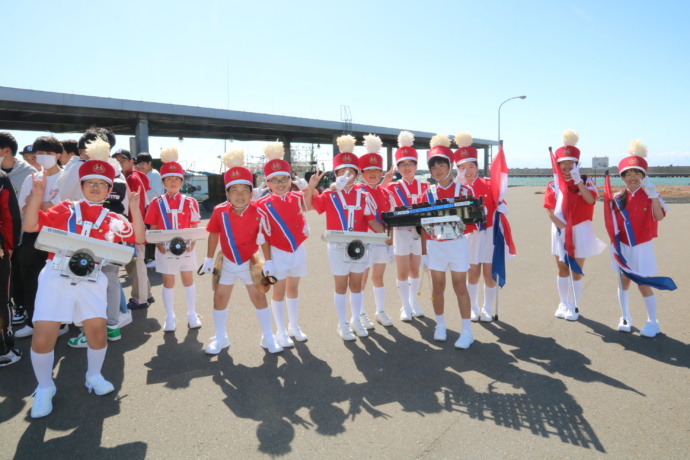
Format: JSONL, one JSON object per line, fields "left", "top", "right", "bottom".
{"left": 80, "top": 192, "right": 106, "bottom": 206}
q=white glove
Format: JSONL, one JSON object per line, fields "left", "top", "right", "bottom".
{"left": 334, "top": 172, "right": 352, "bottom": 191}
{"left": 454, "top": 167, "right": 466, "bottom": 184}
{"left": 295, "top": 177, "right": 308, "bottom": 191}
{"left": 570, "top": 164, "right": 582, "bottom": 184}
{"left": 643, "top": 178, "right": 659, "bottom": 199}
{"left": 252, "top": 183, "right": 268, "bottom": 201}
{"left": 202, "top": 257, "right": 214, "bottom": 274}
{"left": 263, "top": 260, "right": 274, "bottom": 277}
{"left": 497, "top": 202, "right": 509, "bottom": 215}
{"left": 420, "top": 254, "right": 429, "bottom": 271}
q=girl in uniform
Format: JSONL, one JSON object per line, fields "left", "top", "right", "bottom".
{"left": 306, "top": 136, "right": 384, "bottom": 341}
{"left": 255, "top": 141, "right": 310, "bottom": 347}
{"left": 357, "top": 134, "right": 396, "bottom": 328}
{"left": 145, "top": 147, "right": 201, "bottom": 332}
{"left": 543, "top": 130, "right": 606, "bottom": 321}
{"left": 386, "top": 131, "right": 429, "bottom": 322}
{"left": 611, "top": 140, "right": 669, "bottom": 337}
{"left": 201, "top": 151, "right": 281, "bottom": 355}
{"left": 24, "top": 138, "right": 145, "bottom": 418}
{"left": 422, "top": 135, "right": 474, "bottom": 348}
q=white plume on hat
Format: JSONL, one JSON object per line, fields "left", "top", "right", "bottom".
{"left": 628, "top": 139, "right": 648, "bottom": 157}
{"left": 222, "top": 149, "right": 245, "bottom": 168}
{"left": 108, "top": 158, "right": 122, "bottom": 176}
{"left": 454, "top": 131, "right": 473, "bottom": 148}
{"left": 337, "top": 134, "right": 356, "bottom": 153}
{"left": 160, "top": 147, "right": 179, "bottom": 164}
{"left": 398, "top": 131, "right": 415, "bottom": 148}
{"left": 86, "top": 138, "right": 111, "bottom": 161}
{"left": 430, "top": 133, "right": 451, "bottom": 148}
{"left": 363, "top": 134, "right": 382, "bottom": 153}
{"left": 562, "top": 129, "right": 579, "bottom": 147}
{"left": 263, "top": 140, "right": 285, "bottom": 160}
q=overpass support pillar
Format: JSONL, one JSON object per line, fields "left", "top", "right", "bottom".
{"left": 283, "top": 136, "right": 292, "bottom": 164}
{"left": 385, "top": 143, "right": 393, "bottom": 169}
{"left": 134, "top": 118, "right": 150, "bottom": 155}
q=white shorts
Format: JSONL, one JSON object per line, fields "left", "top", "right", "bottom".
{"left": 467, "top": 228, "right": 495, "bottom": 265}
{"left": 327, "top": 243, "right": 369, "bottom": 276}
{"left": 369, "top": 244, "right": 392, "bottom": 266}
{"left": 33, "top": 261, "right": 107, "bottom": 326}
{"left": 218, "top": 255, "right": 254, "bottom": 286}
{"left": 427, "top": 237, "right": 470, "bottom": 273}
{"left": 551, "top": 221, "right": 607, "bottom": 260}
{"left": 155, "top": 247, "right": 198, "bottom": 275}
{"left": 610, "top": 241, "right": 658, "bottom": 277}
{"left": 272, "top": 245, "right": 307, "bottom": 280}
{"left": 393, "top": 227, "right": 422, "bottom": 256}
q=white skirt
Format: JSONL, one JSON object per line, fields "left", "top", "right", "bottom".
{"left": 609, "top": 241, "right": 658, "bottom": 277}
{"left": 551, "top": 221, "right": 606, "bottom": 260}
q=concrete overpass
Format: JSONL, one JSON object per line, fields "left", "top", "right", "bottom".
{"left": 0, "top": 86, "right": 499, "bottom": 173}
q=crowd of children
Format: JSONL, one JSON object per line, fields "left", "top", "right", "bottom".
{"left": 0, "top": 126, "right": 676, "bottom": 420}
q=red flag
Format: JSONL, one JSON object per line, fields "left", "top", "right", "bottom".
{"left": 490, "top": 145, "right": 516, "bottom": 256}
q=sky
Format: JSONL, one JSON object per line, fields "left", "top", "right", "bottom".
{"left": 3, "top": 0, "right": 690, "bottom": 172}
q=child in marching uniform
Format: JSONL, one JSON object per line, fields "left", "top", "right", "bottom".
{"left": 306, "top": 136, "right": 385, "bottom": 341}
{"left": 454, "top": 132, "right": 500, "bottom": 323}
{"left": 23, "top": 138, "right": 146, "bottom": 418}
{"left": 144, "top": 147, "right": 202, "bottom": 332}
{"left": 255, "top": 141, "right": 310, "bottom": 347}
{"left": 386, "top": 131, "right": 429, "bottom": 322}
{"left": 201, "top": 151, "right": 282, "bottom": 355}
{"left": 422, "top": 135, "right": 475, "bottom": 348}
{"left": 543, "top": 130, "right": 606, "bottom": 321}
{"left": 357, "top": 134, "right": 396, "bottom": 328}
{"left": 612, "top": 140, "right": 669, "bottom": 337}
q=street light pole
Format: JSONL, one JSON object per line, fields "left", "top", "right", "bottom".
{"left": 498, "top": 95, "right": 527, "bottom": 145}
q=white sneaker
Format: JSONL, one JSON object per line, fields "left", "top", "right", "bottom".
{"left": 400, "top": 306, "right": 412, "bottom": 322}
{"left": 14, "top": 325, "right": 34, "bottom": 338}
{"left": 554, "top": 303, "right": 567, "bottom": 319}
{"left": 470, "top": 307, "right": 480, "bottom": 322}
{"left": 375, "top": 311, "right": 393, "bottom": 327}
{"left": 187, "top": 313, "right": 202, "bottom": 329}
{"left": 640, "top": 320, "right": 661, "bottom": 338}
{"left": 617, "top": 316, "right": 632, "bottom": 333}
{"left": 260, "top": 334, "right": 284, "bottom": 353}
{"left": 454, "top": 330, "right": 475, "bottom": 349}
{"left": 145, "top": 260, "right": 156, "bottom": 269}
{"left": 288, "top": 325, "right": 308, "bottom": 342}
{"left": 564, "top": 304, "right": 579, "bottom": 321}
{"left": 205, "top": 334, "right": 230, "bottom": 355}
{"left": 85, "top": 374, "right": 115, "bottom": 395}
{"left": 350, "top": 319, "right": 369, "bottom": 338}
{"left": 31, "top": 384, "right": 56, "bottom": 418}
{"left": 118, "top": 310, "right": 133, "bottom": 328}
{"left": 434, "top": 325, "right": 447, "bottom": 341}
{"left": 163, "top": 315, "right": 176, "bottom": 332}
{"left": 479, "top": 306, "right": 493, "bottom": 322}
{"left": 0, "top": 348, "right": 22, "bottom": 367}
{"left": 359, "top": 313, "right": 375, "bottom": 330}
{"left": 410, "top": 303, "right": 425, "bottom": 318}
{"left": 276, "top": 331, "right": 295, "bottom": 348}
{"left": 337, "top": 322, "right": 356, "bottom": 341}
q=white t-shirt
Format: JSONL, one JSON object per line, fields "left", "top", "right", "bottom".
{"left": 146, "top": 169, "right": 163, "bottom": 202}
{"left": 18, "top": 169, "right": 65, "bottom": 211}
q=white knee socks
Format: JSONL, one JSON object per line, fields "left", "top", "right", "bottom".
{"left": 286, "top": 297, "right": 299, "bottom": 328}
{"left": 31, "top": 350, "right": 54, "bottom": 389}
{"left": 271, "top": 300, "right": 286, "bottom": 334}
{"left": 396, "top": 280, "right": 410, "bottom": 308}
{"left": 334, "top": 293, "right": 347, "bottom": 323}
{"left": 255, "top": 307, "right": 274, "bottom": 338}
{"left": 373, "top": 286, "right": 385, "bottom": 313}
{"left": 350, "top": 292, "right": 363, "bottom": 323}
{"left": 644, "top": 295, "right": 657, "bottom": 323}
{"left": 213, "top": 308, "right": 228, "bottom": 339}
{"left": 184, "top": 284, "right": 197, "bottom": 316}
{"left": 87, "top": 346, "right": 107, "bottom": 379}
{"left": 162, "top": 287, "right": 175, "bottom": 317}
{"left": 408, "top": 277, "right": 421, "bottom": 306}
{"left": 618, "top": 288, "right": 630, "bottom": 318}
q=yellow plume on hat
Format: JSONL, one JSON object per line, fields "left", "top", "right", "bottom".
{"left": 363, "top": 134, "right": 382, "bottom": 153}
{"left": 628, "top": 139, "right": 648, "bottom": 158}
{"left": 454, "top": 131, "right": 473, "bottom": 148}
{"left": 160, "top": 147, "right": 179, "bottom": 164}
{"left": 430, "top": 133, "right": 451, "bottom": 148}
{"left": 337, "top": 134, "right": 356, "bottom": 153}
{"left": 86, "top": 138, "right": 110, "bottom": 161}
{"left": 263, "top": 140, "right": 285, "bottom": 160}
{"left": 562, "top": 129, "right": 579, "bottom": 147}
{"left": 222, "top": 149, "right": 244, "bottom": 168}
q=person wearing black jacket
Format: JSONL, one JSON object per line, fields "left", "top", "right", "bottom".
{"left": 0, "top": 170, "right": 22, "bottom": 366}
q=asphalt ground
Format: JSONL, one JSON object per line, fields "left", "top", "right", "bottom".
{"left": 1, "top": 186, "right": 689, "bottom": 459}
